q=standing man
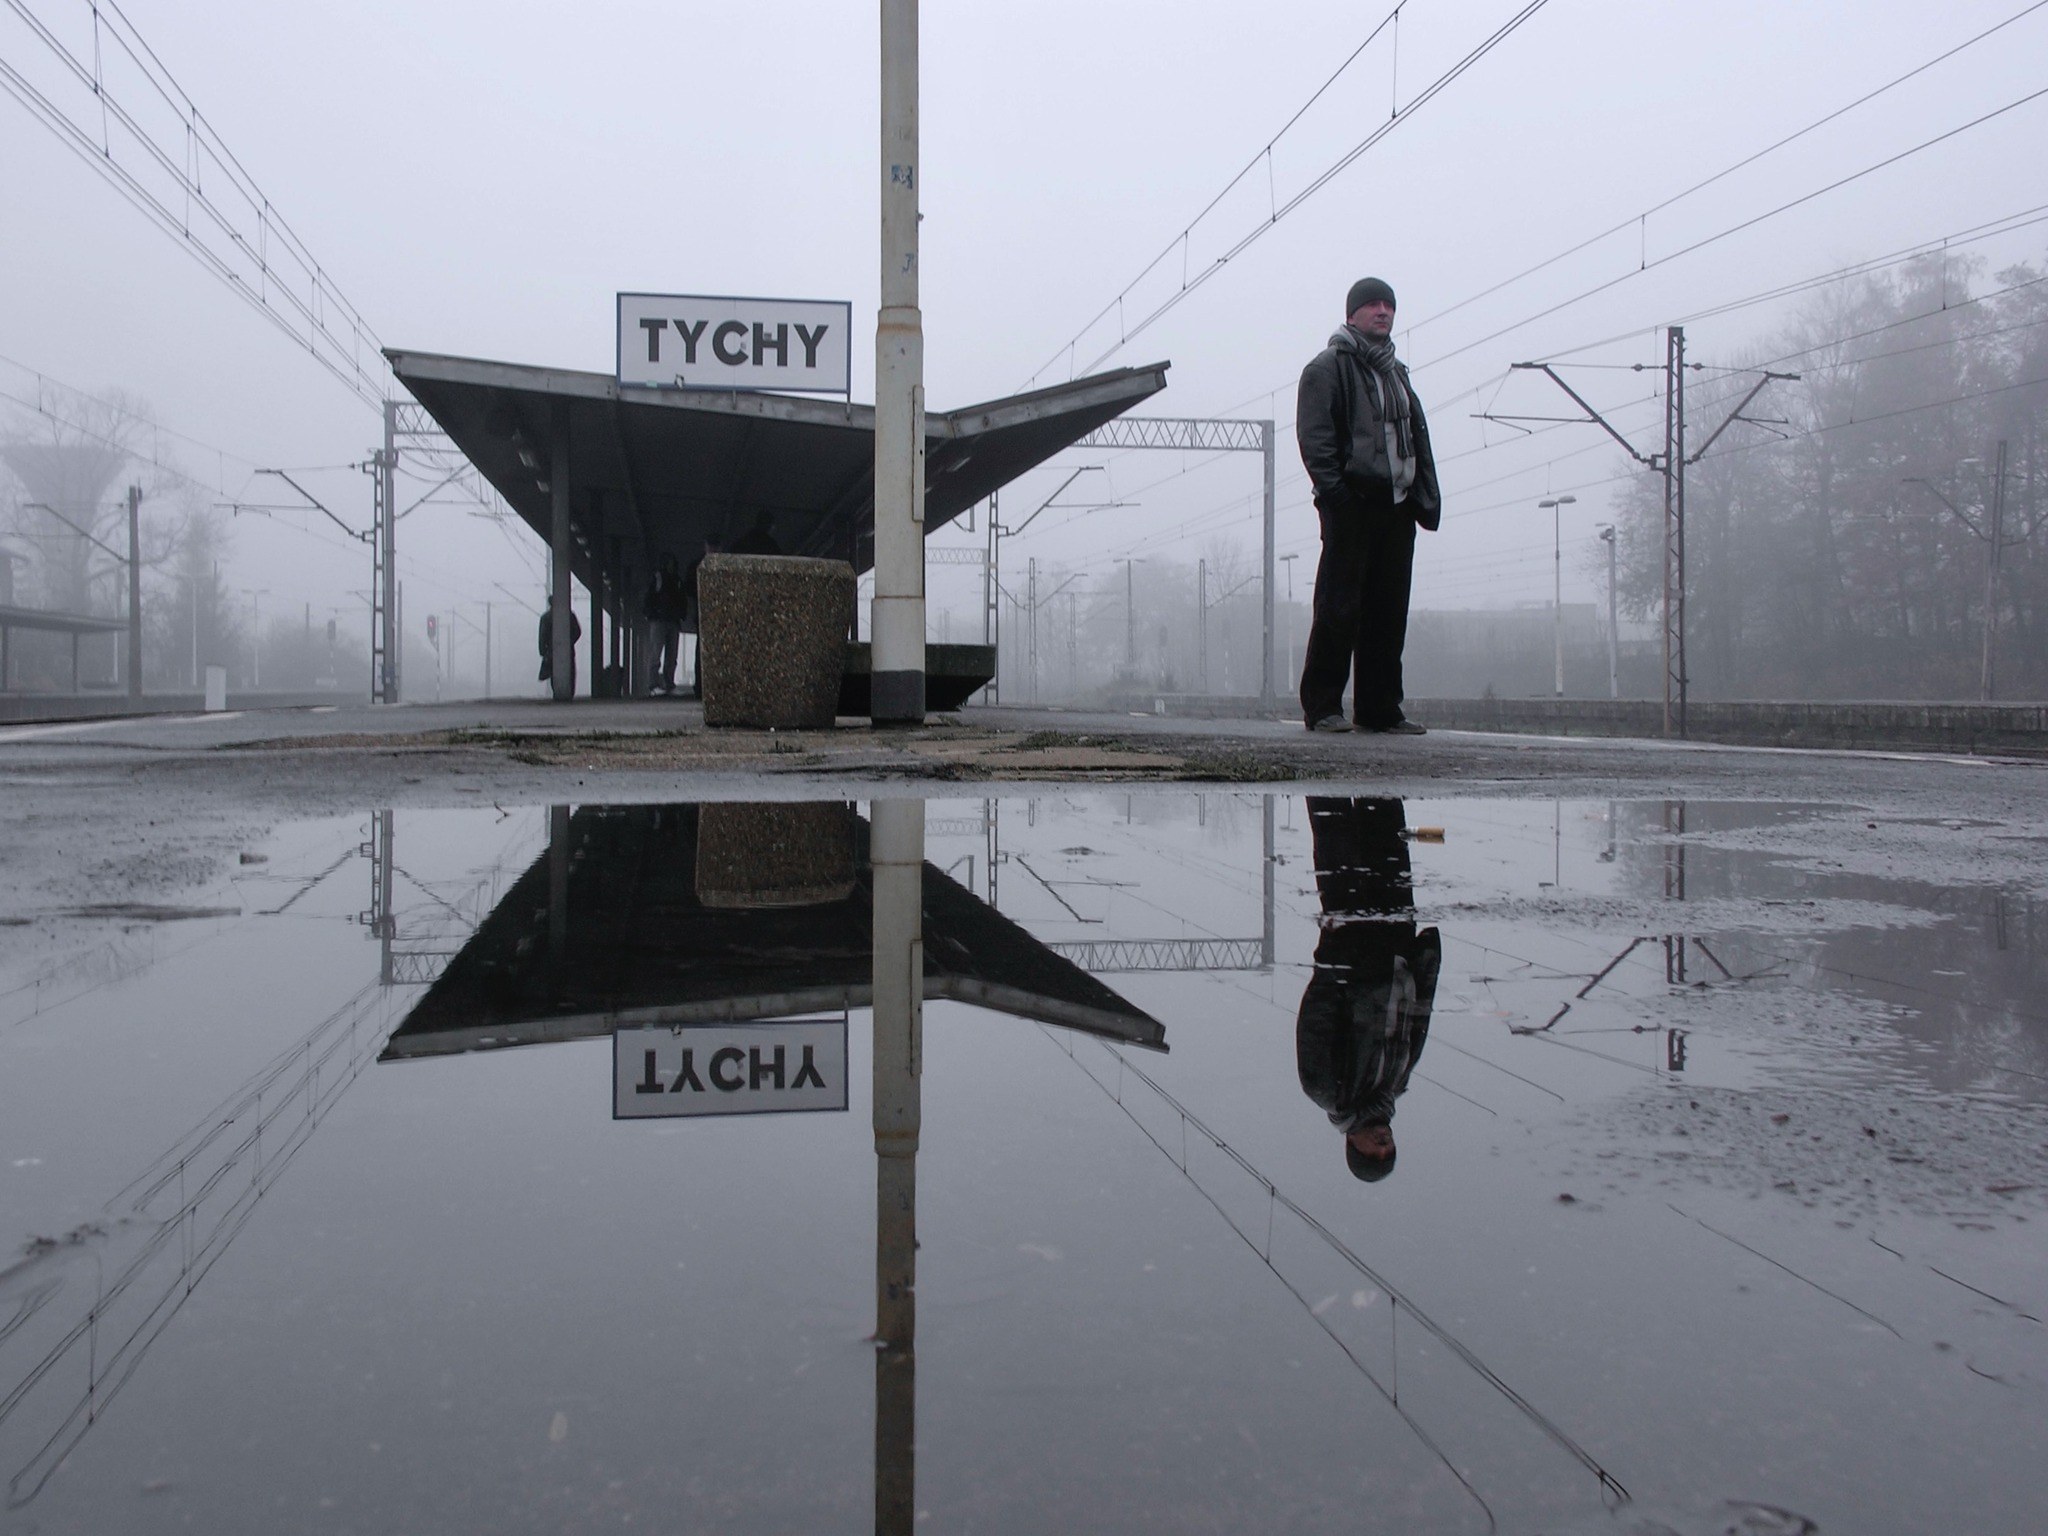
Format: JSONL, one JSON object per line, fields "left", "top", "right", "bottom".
{"left": 537, "top": 594, "right": 582, "bottom": 698}
{"left": 643, "top": 554, "right": 687, "bottom": 696}
{"left": 1296, "top": 277, "right": 1441, "bottom": 733}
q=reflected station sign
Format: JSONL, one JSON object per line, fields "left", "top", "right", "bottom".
{"left": 613, "top": 1019, "right": 849, "bottom": 1119}
{"left": 616, "top": 292, "right": 852, "bottom": 394}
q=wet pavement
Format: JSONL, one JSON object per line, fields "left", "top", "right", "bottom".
{"left": 3, "top": 791, "right": 2045, "bottom": 1534}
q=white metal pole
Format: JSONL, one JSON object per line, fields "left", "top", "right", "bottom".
{"left": 1553, "top": 502, "right": 1563, "bottom": 698}
{"left": 1261, "top": 421, "right": 1275, "bottom": 705}
{"left": 1600, "top": 527, "right": 1619, "bottom": 699}
{"left": 1983, "top": 438, "right": 2007, "bottom": 702}
{"left": 126, "top": 485, "right": 142, "bottom": 697}
{"left": 872, "top": 0, "right": 925, "bottom": 723}
{"left": 381, "top": 400, "right": 399, "bottom": 704}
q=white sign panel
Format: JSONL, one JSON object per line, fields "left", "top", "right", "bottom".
{"left": 613, "top": 1019, "right": 849, "bottom": 1119}
{"left": 616, "top": 292, "right": 852, "bottom": 393}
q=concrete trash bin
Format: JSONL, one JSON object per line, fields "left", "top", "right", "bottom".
{"left": 697, "top": 553, "right": 855, "bottom": 729}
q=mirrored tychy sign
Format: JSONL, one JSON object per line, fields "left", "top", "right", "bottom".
{"left": 613, "top": 1019, "right": 849, "bottom": 1119}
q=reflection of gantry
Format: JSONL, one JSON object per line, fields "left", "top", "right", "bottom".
{"left": 1000, "top": 796, "right": 1278, "bottom": 974}
{"left": 360, "top": 809, "right": 505, "bottom": 987}
{"left": 1049, "top": 937, "right": 1267, "bottom": 972}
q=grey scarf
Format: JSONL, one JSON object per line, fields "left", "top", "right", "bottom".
{"left": 1333, "top": 324, "right": 1414, "bottom": 460}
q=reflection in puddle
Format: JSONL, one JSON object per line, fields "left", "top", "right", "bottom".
{"left": 1, "top": 794, "right": 2044, "bottom": 1532}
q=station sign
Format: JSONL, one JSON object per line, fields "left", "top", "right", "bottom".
{"left": 616, "top": 292, "right": 852, "bottom": 394}
{"left": 613, "top": 1019, "right": 849, "bottom": 1119}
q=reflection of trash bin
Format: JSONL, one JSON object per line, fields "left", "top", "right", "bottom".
{"left": 204, "top": 665, "right": 227, "bottom": 712}
{"left": 697, "top": 554, "right": 854, "bottom": 729}
{"left": 696, "top": 803, "right": 856, "bottom": 908}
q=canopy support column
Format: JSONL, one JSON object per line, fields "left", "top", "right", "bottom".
{"left": 550, "top": 404, "right": 575, "bottom": 701}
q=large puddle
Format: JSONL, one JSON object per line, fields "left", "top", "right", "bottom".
{"left": 3, "top": 795, "right": 2044, "bottom": 1534}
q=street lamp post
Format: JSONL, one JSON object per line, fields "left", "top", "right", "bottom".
{"left": 1539, "top": 496, "right": 1577, "bottom": 697}
{"left": 1903, "top": 441, "right": 2013, "bottom": 702}
{"left": 1279, "top": 552, "right": 1300, "bottom": 693}
{"left": 243, "top": 588, "right": 268, "bottom": 688}
{"left": 1596, "top": 525, "right": 1618, "bottom": 700}
{"left": 1122, "top": 557, "right": 1141, "bottom": 675}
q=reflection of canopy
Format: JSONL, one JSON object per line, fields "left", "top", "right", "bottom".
{"left": 385, "top": 350, "right": 1168, "bottom": 594}
{"left": 381, "top": 805, "right": 1165, "bottom": 1059}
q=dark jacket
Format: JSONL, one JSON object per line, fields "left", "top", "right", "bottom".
{"left": 644, "top": 572, "right": 688, "bottom": 626}
{"left": 1296, "top": 923, "right": 1441, "bottom": 1133}
{"left": 1296, "top": 331, "right": 1441, "bottom": 531}
{"left": 535, "top": 606, "right": 582, "bottom": 682}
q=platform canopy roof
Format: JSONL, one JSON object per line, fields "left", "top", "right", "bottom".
{"left": 384, "top": 349, "right": 1168, "bottom": 605}
{"left": 381, "top": 803, "right": 1165, "bottom": 1061}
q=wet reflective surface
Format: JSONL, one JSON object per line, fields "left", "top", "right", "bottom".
{"left": 3, "top": 794, "right": 2045, "bottom": 1534}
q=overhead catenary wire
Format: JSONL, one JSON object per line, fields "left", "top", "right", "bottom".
{"left": 1026, "top": 1, "right": 1555, "bottom": 387}
{"left": 1399, "top": 0, "right": 2048, "bottom": 345}
{"left": 1418, "top": 80, "right": 2048, "bottom": 380}
{"left": 0, "top": 0, "right": 389, "bottom": 411}
{"left": 1020, "top": 0, "right": 1411, "bottom": 389}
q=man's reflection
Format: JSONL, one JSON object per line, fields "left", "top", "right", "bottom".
{"left": 1296, "top": 797, "right": 1441, "bottom": 1182}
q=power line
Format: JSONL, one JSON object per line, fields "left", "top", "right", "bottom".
{"left": 1419, "top": 80, "right": 2048, "bottom": 379}
{"left": 0, "top": 349, "right": 264, "bottom": 483}
{"left": 1401, "top": 0, "right": 2048, "bottom": 346}
{"left": 0, "top": 0, "right": 388, "bottom": 410}
{"left": 1026, "top": 1, "right": 1554, "bottom": 385}
{"left": 1021, "top": 0, "right": 1409, "bottom": 389}
{"left": 1187, "top": 206, "right": 2048, "bottom": 518}
{"left": 1191, "top": 179, "right": 2048, "bottom": 440}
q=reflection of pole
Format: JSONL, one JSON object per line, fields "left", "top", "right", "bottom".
{"left": 548, "top": 804, "right": 570, "bottom": 964}
{"left": 1662, "top": 800, "right": 1686, "bottom": 985}
{"left": 1261, "top": 794, "right": 1275, "bottom": 969}
{"left": 373, "top": 809, "right": 394, "bottom": 986}
{"left": 870, "top": 797, "right": 923, "bottom": 1536}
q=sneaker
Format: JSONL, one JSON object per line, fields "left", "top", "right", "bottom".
{"left": 1306, "top": 714, "right": 1354, "bottom": 734}
{"left": 1370, "top": 716, "right": 1427, "bottom": 736}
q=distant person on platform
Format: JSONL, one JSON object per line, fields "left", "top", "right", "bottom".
{"left": 644, "top": 554, "right": 688, "bottom": 696}
{"left": 1295, "top": 276, "right": 1441, "bottom": 734}
{"left": 536, "top": 595, "right": 582, "bottom": 698}
{"left": 1295, "top": 796, "right": 1442, "bottom": 1182}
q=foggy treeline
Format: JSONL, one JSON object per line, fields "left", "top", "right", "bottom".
{"left": 1609, "top": 253, "right": 2048, "bottom": 700}
{"left": 0, "top": 391, "right": 449, "bottom": 696}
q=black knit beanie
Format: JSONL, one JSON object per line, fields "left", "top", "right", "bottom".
{"left": 1346, "top": 277, "right": 1397, "bottom": 316}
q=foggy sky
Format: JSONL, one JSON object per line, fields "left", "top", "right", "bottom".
{"left": 4, "top": 0, "right": 2043, "bottom": 650}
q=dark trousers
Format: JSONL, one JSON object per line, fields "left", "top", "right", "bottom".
{"left": 1299, "top": 490, "right": 1416, "bottom": 725}
{"left": 650, "top": 621, "right": 680, "bottom": 690}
